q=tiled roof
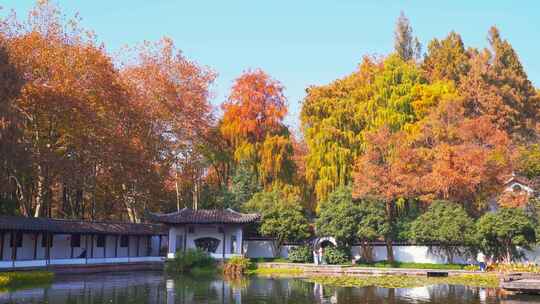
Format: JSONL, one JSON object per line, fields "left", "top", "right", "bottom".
{"left": 505, "top": 175, "right": 535, "bottom": 188}
{"left": 147, "top": 208, "right": 260, "bottom": 225}
{"left": 0, "top": 216, "right": 167, "bottom": 235}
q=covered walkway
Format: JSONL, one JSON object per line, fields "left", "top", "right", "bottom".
{"left": 0, "top": 216, "right": 168, "bottom": 269}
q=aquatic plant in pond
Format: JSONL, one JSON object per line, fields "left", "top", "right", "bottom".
{"left": 246, "top": 266, "right": 304, "bottom": 276}
{"left": 307, "top": 274, "right": 500, "bottom": 289}
{"left": 354, "top": 261, "right": 467, "bottom": 270}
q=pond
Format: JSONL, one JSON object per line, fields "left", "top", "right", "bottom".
{"left": 0, "top": 271, "right": 539, "bottom": 303}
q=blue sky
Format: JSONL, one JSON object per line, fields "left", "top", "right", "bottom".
{"left": 4, "top": 1, "right": 540, "bottom": 132}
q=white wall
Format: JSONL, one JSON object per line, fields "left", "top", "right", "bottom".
{"left": 245, "top": 241, "right": 292, "bottom": 258}
{"left": 351, "top": 245, "right": 470, "bottom": 264}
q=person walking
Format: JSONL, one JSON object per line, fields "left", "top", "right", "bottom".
{"left": 477, "top": 251, "right": 486, "bottom": 272}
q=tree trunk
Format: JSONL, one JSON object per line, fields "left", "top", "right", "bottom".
{"left": 385, "top": 201, "right": 395, "bottom": 263}
{"left": 271, "top": 241, "right": 281, "bottom": 258}
{"left": 175, "top": 165, "right": 181, "bottom": 211}
{"left": 385, "top": 238, "right": 394, "bottom": 264}
{"left": 192, "top": 175, "right": 199, "bottom": 210}
{"left": 33, "top": 164, "right": 45, "bottom": 217}
{"left": 361, "top": 241, "right": 373, "bottom": 262}
{"left": 123, "top": 183, "right": 140, "bottom": 223}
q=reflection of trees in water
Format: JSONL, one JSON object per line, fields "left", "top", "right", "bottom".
{"left": 0, "top": 272, "right": 167, "bottom": 304}
{"left": 4, "top": 272, "right": 533, "bottom": 303}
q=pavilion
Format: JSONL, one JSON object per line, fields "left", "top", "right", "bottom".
{"left": 0, "top": 216, "right": 167, "bottom": 270}
{"left": 147, "top": 208, "right": 259, "bottom": 259}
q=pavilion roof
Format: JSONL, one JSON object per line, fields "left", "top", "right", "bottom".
{"left": 0, "top": 216, "right": 167, "bottom": 235}
{"left": 147, "top": 208, "right": 260, "bottom": 225}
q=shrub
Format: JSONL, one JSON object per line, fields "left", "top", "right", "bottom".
{"left": 288, "top": 245, "right": 313, "bottom": 263}
{"left": 411, "top": 201, "right": 476, "bottom": 263}
{"left": 324, "top": 247, "right": 350, "bottom": 265}
{"left": 223, "top": 256, "right": 251, "bottom": 275}
{"left": 0, "top": 271, "right": 53, "bottom": 287}
{"left": 165, "top": 249, "right": 215, "bottom": 273}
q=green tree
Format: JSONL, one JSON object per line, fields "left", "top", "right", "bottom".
{"left": 476, "top": 208, "right": 536, "bottom": 263}
{"left": 316, "top": 186, "right": 360, "bottom": 247}
{"left": 394, "top": 11, "right": 421, "bottom": 61}
{"left": 356, "top": 198, "right": 390, "bottom": 262}
{"left": 230, "top": 161, "right": 261, "bottom": 208}
{"left": 411, "top": 201, "right": 476, "bottom": 263}
{"left": 245, "top": 186, "right": 310, "bottom": 257}
{"left": 259, "top": 204, "right": 310, "bottom": 257}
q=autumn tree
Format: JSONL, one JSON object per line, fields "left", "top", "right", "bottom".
{"left": 221, "top": 69, "right": 296, "bottom": 193}
{"left": 394, "top": 11, "right": 421, "bottom": 61}
{"left": 459, "top": 27, "right": 539, "bottom": 141}
{"left": 0, "top": 36, "right": 25, "bottom": 214}
{"left": 422, "top": 31, "right": 470, "bottom": 83}
{"left": 0, "top": 1, "right": 140, "bottom": 218}
{"left": 302, "top": 55, "right": 455, "bottom": 205}
{"left": 120, "top": 37, "right": 216, "bottom": 217}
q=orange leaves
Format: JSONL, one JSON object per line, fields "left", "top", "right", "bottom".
{"left": 221, "top": 69, "right": 287, "bottom": 145}
{"left": 353, "top": 96, "right": 513, "bottom": 209}
{"left": 498, "top": 190, "right": 530, "bottom": 208}
{"left": 121, "top": 38, "right": 216, "bottom": 141}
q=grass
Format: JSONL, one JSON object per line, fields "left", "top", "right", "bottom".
{"left": 354, "top": 261, "right": 467, "bottom": 270}
{"left": 250, "top": 257, "right": 289, "bottom": 263}
{"left": 307, "top": 274, "right": 499, "bottom": 289}
{"left": 0, "top": 271, "right": 54, "bottom": 289}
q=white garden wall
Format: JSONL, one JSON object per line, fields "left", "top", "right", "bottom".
{"left": 245, "top": 240, "right": 540, "bottom": 264}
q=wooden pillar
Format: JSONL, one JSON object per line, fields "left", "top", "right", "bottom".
{"left": 10, "top": 231, "right": 16, "bottom": 266}
{"left": 70, "top": 235, "right": 74, "bottom": 259}
{"left": 136, "top": 236, "right": 140, "bottom": 257}
{"left": 46, "top": 233, "right": 51, "bottom": 265}
{"left": 222, "top": 226, "right": 225, "bottom": 259}
{"left": 103, "top": 235, "right": 107, "bottom": 259}
{"left": 90, "top": 235, "right": 94, "bottom": 258}
{"left": 147, "top": 236, "right": 150, "bottom": 256}
{"left": 85, "top": 234, "right": 88, "bottom": 264}
{"left": 183, "top": 227, "right": 187, "bottom": 253}
{"left": 0, "top": 231, "right": 4, "bottom": 261}
{"left": 158, "top": 236, "right": 162, "bottom": 257}
{"left": 115, "top": 235, "right": 118, "bottom": 258}
{"left": 240, "top": 229, "right": 244, "bottom": 255}
{"left": 33, "top": 233, "right": 38, "bottom": 260}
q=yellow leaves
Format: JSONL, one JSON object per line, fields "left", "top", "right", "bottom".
{"left": 234, "top": 141, "right": 256, "bottom": 162}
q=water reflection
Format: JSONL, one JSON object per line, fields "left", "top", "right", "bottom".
{"left": 1, "top": 271, "right": 539, "bottom": 303}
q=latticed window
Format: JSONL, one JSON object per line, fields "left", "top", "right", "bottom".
{"left": 194, "top": 237, "right": 220, "bottom": 253}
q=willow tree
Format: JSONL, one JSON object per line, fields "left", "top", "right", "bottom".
{"left": 301, "top": 55, "right": 456, "bottom": 206}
